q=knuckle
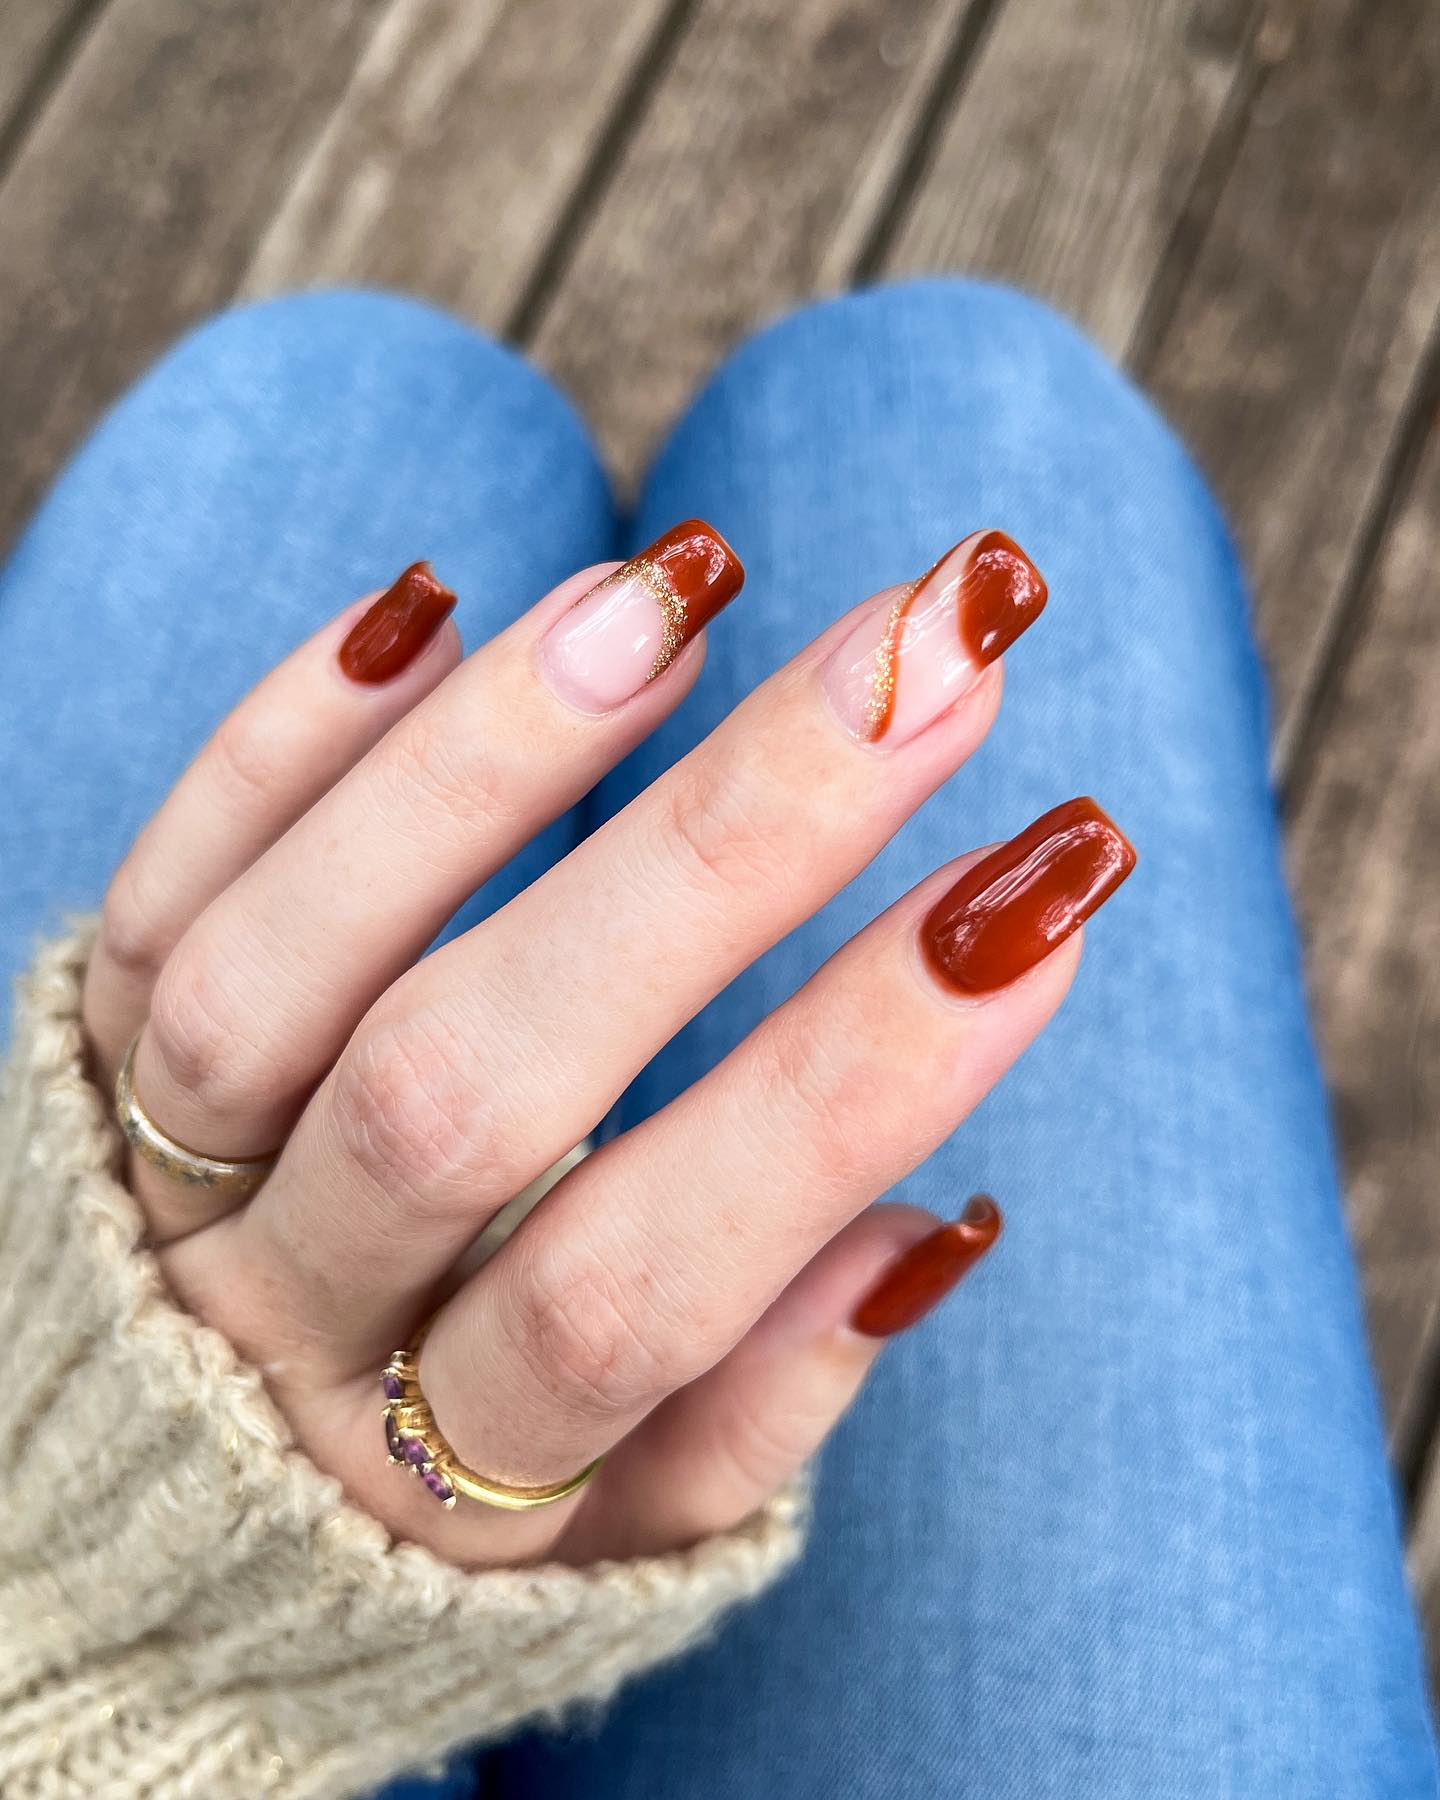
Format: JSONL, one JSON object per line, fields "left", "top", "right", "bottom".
{"left": 509, "top": 1250, "right": 673, "bottom": 1421}
{"left": 207, "top": 709, "right": 292, "bottom": 812}
{"left": 379, "top": 715, "right": 519, "bottom": 862}
{"left": 658, "top": 757, "right": 799, "bottom": 907}
{"left": 330, "top": 1014, "right": 499, "bottom": 1211}
{"left": 98, "top": 862, "right": 172, "bottom": 986}
{"left": 717, "top": 1389, "right": 816, "bottom": 1498}
{"left": 756, "top": 1016, "right": 868, "bottom": 1197}
{"left": 145, "top": 955, "right": 270, "bottom": 1121}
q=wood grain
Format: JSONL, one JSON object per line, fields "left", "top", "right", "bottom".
{"left": 881, "top": 0, "right": 1265, "bottom": 358}
{"left": 527, "top": 0, "right": 980, "bottom": 485}
{"left": 0, "top": 0, "right": 385, "bottom": 558}
{"left": 238, "top": 0, "right": 677, "bottom": 329}
{"left": 1132, "top": 0, "right": 1440, "bottom": 1443}
{"left": 1138, "top": 0, "right": 1440, "bottom": 744}
{"left": 0, "top": 0, "right": 101, "bottom": 146}
{"left": 1287, "top": 398, "right": 1440, "bottom": 1454}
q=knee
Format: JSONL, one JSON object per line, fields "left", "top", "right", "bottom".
{"left": 675, "top": 276, "right": 1239, "bottom": 651}
{"left": 645, "top": 276, "right": 1258, "bottom": 776}
{"left": 121, "top": 289, "right": 595, "bottom": 470}
{"left": 714, "top": 276, "right": 1184, "bottom": 476}
{"left": 10, "top": 289, "right": 612, "bottom": 669}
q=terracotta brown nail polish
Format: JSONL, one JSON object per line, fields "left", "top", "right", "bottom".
{"left": 539, "top": 519, "right": 744, "bottom": 712}
{"left": 823, "top": 529, "right": 1046, "bottom": 745}
{"left": 642, "top": 518, "right": 745, "bottom": 639}
{"left": 956, "top": 530, "right": 1048, "bottom": 666}
{"left": 923, "top": 797, "right": 1136, "bottom": 995}
{"left": 851, "top": 1196, "right": 1002, "bottom": 1337}
{"left": 338, "top": 562, "right": 457, "bottom": 685}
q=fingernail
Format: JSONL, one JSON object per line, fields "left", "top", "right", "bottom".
{"left": 823, "top": 530, "right": 1046, "bottom": 745}
{"left": 851, "top": 1196, "right": 1002, "bottom": 1337}
{"left": 923, "top": 797, "right": 1136, "bottom": 995}
{"left": 540, "top": 519, "right": 744, "bottom": 713}
{"left": 339, "top": 562, "right": 457, "bottom": 685}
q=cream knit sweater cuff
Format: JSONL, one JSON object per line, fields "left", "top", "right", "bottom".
{"left": 0, "top": 929, "right": 808, "bottom": 1800}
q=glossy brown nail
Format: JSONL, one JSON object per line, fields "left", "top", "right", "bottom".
{"left": 540, "top": 519, "right": 744, "bottom": 713}
{"left": 923, "top": 797, "right": 1136, "bottom": 995}
{"left": 824, "top": 530, "right": 1047, "bottom": 745}
{"left": 851, "top": 1196, "right": 1002, "bottom": 1337}
{"left": 338, "top": 561, "right": 457, "bottom": 685}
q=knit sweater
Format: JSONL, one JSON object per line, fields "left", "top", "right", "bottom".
{"left": 0, "top": 929, "right": 807, "bottom": 1800}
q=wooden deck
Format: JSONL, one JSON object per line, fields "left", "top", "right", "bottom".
{"left": 2, "top": 0, "right": 1438, "bottom": 1653}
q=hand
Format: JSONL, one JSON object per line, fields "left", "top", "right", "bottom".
{"left": 82, "top": 522, "right": 1132, "bottom": 1567}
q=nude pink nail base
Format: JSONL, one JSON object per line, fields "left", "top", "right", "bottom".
{"left": 539, "top": 519, "right": 744, "bottom": 714}
{"left": 822, "top": 531, "right": 1046, "bottom": 746}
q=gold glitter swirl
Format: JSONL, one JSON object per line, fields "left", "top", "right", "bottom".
{"left": 862, "top": 579, "right": 921, "bottom": 741}
{"left": 568, "top": 554, "right": 687, "bottom": 685}
{"left": 626, "top": 555, "right": 687, "bottom": 683}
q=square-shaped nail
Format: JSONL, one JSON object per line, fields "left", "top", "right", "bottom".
{"left": 824, "top": 530, "right": 1046, "bottom": 745}
{"left": 923, "top": 798, "right": 1136, "bottom": 994}
{"left": 540, "top": 520, "right": 744, "bottom": 713}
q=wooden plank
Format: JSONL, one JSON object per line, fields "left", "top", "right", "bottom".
{"left": 880, "top": 0, "right": 1267, "bottom": 359}
{"left": 0, "top": 0, "right": 386, "bottom": 559}
{"left": 238, "top": 0, "right": 677, "bottom": 330}
{"left": 1132, "top": 0, "right": 1440, "bottom": 1440}
{"left": 527, "top": 0, "right": 980, "bottom": 486}
{"left": 1408, "top": 1389, "right": 1440, "bottom": 1688}
{"left": 1287, "top": 404, "right": 1440, "bottom": 1456}
{"left": 1137, "top": 0, "right": 1440, "bottom": 743}
{"left": 0, "top": 0, "right": 98, "bottom": 145}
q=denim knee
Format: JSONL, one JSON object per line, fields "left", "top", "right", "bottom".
{"left": 135, "top": 289, "right": 588, "bottom": 455}
{"left": 698, "top": 276, "right": 1192, "bottom": 490}
{"left": 11, "top": 289, "right": 615, "bottom": 648}
{"left": 643, "top": 276, "right": 1266, "bottom": 770}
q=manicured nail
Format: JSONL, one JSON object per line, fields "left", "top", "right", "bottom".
{"left": 540, "top": 519, "right": 744, "bottom": 713}
{"left": 851, "top": 1196, "right": 1002, "bottom": 1337}
{"left": 338, "top": 562, "right": 457, "bottom": 685}
{"left": 923, "top": 797, "right": 1136, "bottom": 995}
{"left": 823, "top": 530, "right": 1046, "bottom": 745}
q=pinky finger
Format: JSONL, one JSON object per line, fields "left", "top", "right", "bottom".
{"left": 84, "top": 563, "right": 459, "bottom": 1072}
{"left": 568, "top": 1198, "right": 1001, "bottom": 1559}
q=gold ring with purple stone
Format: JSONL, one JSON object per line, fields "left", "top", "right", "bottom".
{"left": 381, "top": 1329, "right": 601, "bottom": 1512}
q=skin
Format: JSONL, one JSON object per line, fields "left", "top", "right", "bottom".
{"left": 83, "top": 548, "right": 1085, "bottom": 1569}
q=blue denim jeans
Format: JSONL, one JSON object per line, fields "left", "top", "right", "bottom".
{"left": 1, "top": 283, "right": 1434, "bottom": 1798}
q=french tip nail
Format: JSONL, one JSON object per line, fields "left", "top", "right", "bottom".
{"left": 537, "top": 520, "right": 745, "bottom": 714}
{"left": 823, "top": 526, "right": 1043, "bottom": 746}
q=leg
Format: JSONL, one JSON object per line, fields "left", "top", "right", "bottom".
{"left": 0, "top": 290, "right": 615, "bottom": 1024}
{"left": 493, "top": 281, "right": 1437, "bottom": 1796}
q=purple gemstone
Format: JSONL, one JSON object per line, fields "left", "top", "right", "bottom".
{"left": 421, "top": 1468, "right": 454, "bottom": 1504}
{"left": 383, "top": 1413, "right": 402, "bottom": 1460}
{"left": 402, "top": 1435, "right": 430, "bottom": 1468}
{"left": 382, "top": 1372, "right": 404, "bottom": 1400}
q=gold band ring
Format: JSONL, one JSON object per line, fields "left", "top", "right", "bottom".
{"left": 114, "top": 1033, "right": 278, "bottom": 1198}
{"left": 382, "top": 1328, "right": 601, "bottom": 1512}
